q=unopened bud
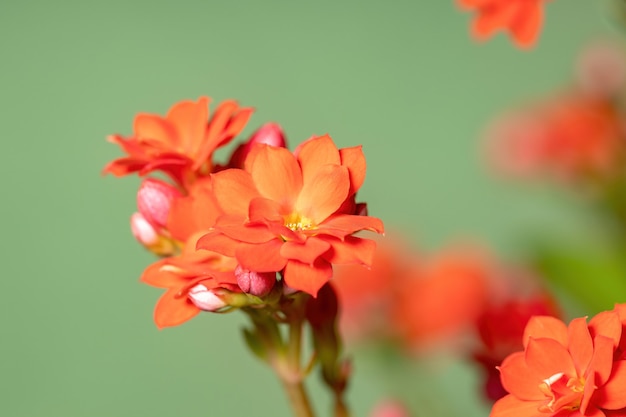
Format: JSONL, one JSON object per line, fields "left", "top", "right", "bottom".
{"left": 235, "top": 265, "right": 276, "bottom": 297}
{"left": 130, "top": 212, "right": 177, "bottom": 256}
{"left": 130, "top": 212, "right": 159, "bottom": 245}
{"left": 188, "top": 284, "right": 227, "bottom": 311}
{"left": 247, "top": 123, "right": 286, "bottom": 148}
{"left": 576, "top": 42, "right": 626, "bottom": 98}
{"left": 137, "top": 178, "right": 182, "bottom": 229}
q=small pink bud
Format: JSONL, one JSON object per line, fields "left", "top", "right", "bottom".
{"left": 235, "top": 265, "right": 276, "bottom": 297}
{"left": 369, "top": 399, "right": 410, "bottom": 417}
{"left": 130, "top": 212, "right": 159, "bottom": 245}
{"left": 136, "top": 178, "right": 182, "bottom": 229}
{"left": 247, "top": 123, "right": 286, "bottom": 148}
{"left": 576, "top": 42, "right": 626, "bottom": 98}
{"left": 188, "top": 284, "right": 227, "bottom": 311}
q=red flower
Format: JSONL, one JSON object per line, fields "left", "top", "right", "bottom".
{"left": 491, "top": 308, "right": 626, "bottom": 417}
{"left": 139, "top": 178, "right": 239, "bottom": 328}
{"left": 487, "top": 95, "right": 625, "bottom": 182}
{"left": 197, "top": 135, "right": 384, "bottom": 296}
{"left": 392, "top": 246, "right": 490, "bottom": 350}
{"left": 457, "top": 0, "right": 550, "bottom": 48}
{"left": 474, "top": 294, "right": 561, "bottom": 401}
{"left": 103, "top": 97, "right": 253, "bottom": 187}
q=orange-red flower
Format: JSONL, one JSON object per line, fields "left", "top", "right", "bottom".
{"left": 103, "top": 97, "right": 253, "bottom": 187}
{"left": 140, "top": 178, "right": 239, "bottom": 328}
{"left": 491, "top": 308, "right": 626, "bottom": 417}
{"left": 197, "top": 135, "right": 384, "bottom": 296}
{"left": 474, "top": 294, "right": 561, "bottom": 401}
{"left": 391, "top": 246, "right": 491, "bottom": 351}
{"left": 487, "top": 95, "right": 626, "bottom": 182}
{"left": 457, "top": 0, "right": 550, "bottom": 48}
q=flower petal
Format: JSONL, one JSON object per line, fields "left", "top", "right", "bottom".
{"left": 283, "top": 259, "right": 333, "bottom": 297}
{"left": 524, "top": 337, "right": 576, "bottom": 379}
{"left": 134, "top": 113, "right": 177, "bottom": 146}
{"left": 589, "top": 311, "right": 622, "bottom": 349}
{"left": 339, "top": 145, "right": 366, "bottom": 195}
{"left": 153, "top": 289, "right": 200, "bottom": 329}
{"left": 235, "top": 239, "right": 287, "bottom": 272}
{"left": 510, "top": 2, "right": 542, "bottom": 48}
{"left": 246, "top": 144, "right": 302, "bottom": 207}
{"left": 323, "top": 236, "right": 377, "bottom": 266}
{"left": 280, "top": 238, "right": 331, "bottom": 265}
{"left": 296, "top": 135, "right": 341, "bottom": 184}
{"left": 568, "top": 317, "right": 593, "bottom": 377}
{"left": 296, "top": 165, "right": 349, "bottom": 224}
{"left": 588, "top": 335, "right": 618, "bottom": 387}
{"left": 523, "top": 316, "right": 569, "bottom": 349}
{"left": 498, "top": 351, "right": 544, "bottom": 401}
{"left": 211, "top": 169, "right": 260, "bottom": 217}
{"left": 318, "top": 214, "right": 385, "bottom": 237}
{"left": 594, "top": 360, "right": 626, "bottom": 410}
{"left": 196, "top": 232, "right": 239, "bottom": 257}
{"left": 166, "top": 97, "right": 208, "bottom": 157}
{"left": 489, "top": 394, "right": 544, "bottom": 417}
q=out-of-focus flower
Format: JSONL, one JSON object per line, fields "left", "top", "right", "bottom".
{"left": 197, "top": 135, "right": 384, "bottom": 296}
{"left": 473, "top": 293, "right": 561, "bottom": 402}
{"left": 333, "top": 234, "right": 413, "bottom": 343}
{"left": 487, "top": 95, "right": 626, "bottom": 182}
{"left": 457, "top": 0, "right": 551, "bottom": 48}
{"left": 392, "top": 246, "right": 491, "bottom": 351}
{"left": 369, "top": 399, "right": 411, "bottom": 417}
{"left": 490, "top": 307, "right": 626, "bottom": 417}
{"left": 103, "top": 97, "right": 253, "bottom": 187}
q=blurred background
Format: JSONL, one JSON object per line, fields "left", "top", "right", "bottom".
{"left": 1, "top": 0, "right": 622, "bottom": 416}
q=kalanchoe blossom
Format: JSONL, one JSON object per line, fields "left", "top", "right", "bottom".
{"left": 473, "top": 294, "right": 561, "bottom": 402}
{"left": 457, "top": 0, "right": 551, "bottom": 48}
{"left": 490, "top": 306, "right": 626, "bottom": 417}
{"left": 197, "top": 135, "right": 384, "bottom": 296}
{"left": 103, "top": 97, "right": 253, "bottom": 187}
{"left": 139, "top": 177, "right": 240, "bottom": 328}
{"left": 487, "top": 95, "right": 626, "bottom": 182}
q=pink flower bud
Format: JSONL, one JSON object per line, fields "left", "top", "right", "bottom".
{"left": 130, "top": 212, "right": 159, "bottom": 245}
{"left": 235, "top": 265, "right": 276, "bottom": 297}
{"left": 576, "top": 42, "right": 626, "bottom": 98}
{"left": 247, "top": 123, "right": 286, "bottom": 148}
{"left": 369, "top": 399, "right": 410, "bottom": 417}
{"left": 188, "top": 284, "right": 227, "bottom": 311}
{"left": 136, "top": 178, "right": 182, "bottom": 229}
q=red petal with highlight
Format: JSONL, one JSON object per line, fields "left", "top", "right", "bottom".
{"left": 280, "top": 238, "right": 331, "bottom": 265}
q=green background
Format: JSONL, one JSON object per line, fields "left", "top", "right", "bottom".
{"left": 0, "top": 1, "right": 619, "bottom": 416}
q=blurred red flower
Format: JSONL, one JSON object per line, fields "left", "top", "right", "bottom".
{"left": 487, "top": 95, "right": 626, "bottom": 182}
{"left": 457, "top": 0, "right": 549, "bottom": 48}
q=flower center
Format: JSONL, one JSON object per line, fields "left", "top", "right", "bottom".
{"left": 284, "top": 212, "right": 315, "bottom": 232}
{"left": 537, "top": 372, "right": 585, "bottom": 413}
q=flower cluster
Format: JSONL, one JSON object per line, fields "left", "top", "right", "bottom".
{"left": 104, "top": 96, "right": 383, "bottom": 328}
{"left": 491, "top": 304, "right": 626, "bottom": 417}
